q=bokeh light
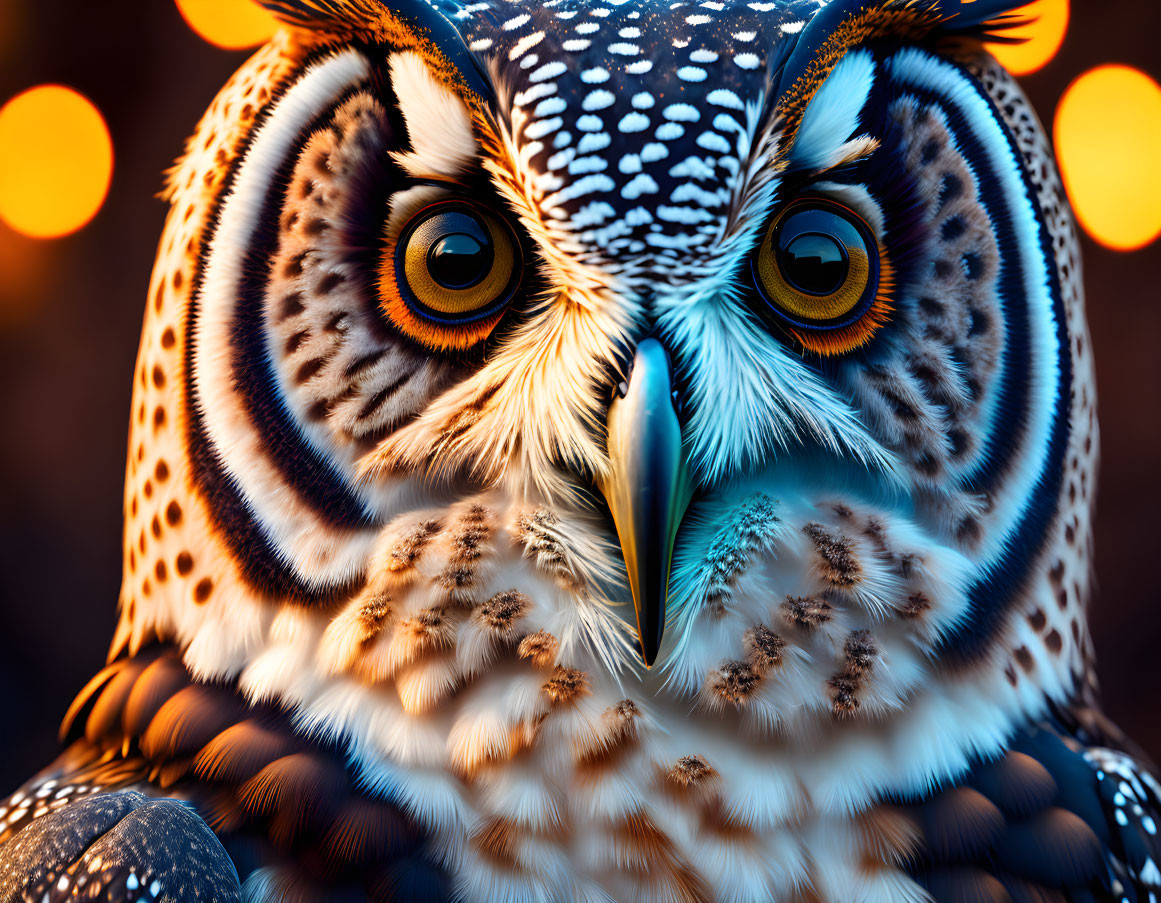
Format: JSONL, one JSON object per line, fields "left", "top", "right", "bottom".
{"left": 175, "top": 0, "right": 278, "bottom": 50}
{"left": 0, "top": 86, "right": 113, "bottom": 239}
{"left": 988, "top": 0, "right": 1069, "bottom": 76}
{"left": 1055, "top": 65, "right": 1161, "bottom": 251}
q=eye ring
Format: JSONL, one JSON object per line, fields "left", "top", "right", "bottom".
{"left": 379, "top": 199, "right": 523, "bottom": 351}
{"left": 751, "top": 197, "right": 893, "bottom": 354}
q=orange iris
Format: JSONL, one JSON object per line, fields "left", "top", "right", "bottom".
{"left": 378, "top": 201, "right": 521, "bottom": 351}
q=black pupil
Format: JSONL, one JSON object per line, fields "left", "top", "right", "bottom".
{"left": 776, "top": 230, "right": 849, "bottom": 296}
{"left": 427, "top": 230, "right": 493, "bottom": 290}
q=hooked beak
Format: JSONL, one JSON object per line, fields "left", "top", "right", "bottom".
{"left": 599, "top": 338, "right": 693, "bottom": 667}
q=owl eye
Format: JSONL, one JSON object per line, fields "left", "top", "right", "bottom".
{"left": 379, "top": 200, "right": 522, "bottom": 351}
{"left": 752, "top": 198, "right": 890, "bottom": 354}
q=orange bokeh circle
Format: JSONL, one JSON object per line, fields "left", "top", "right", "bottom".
{"left": 174, "top": 0, "right": 279, "bottom": 50}
{"left": 1055, "top": 65, "right": 1161, "bottom": 251}
{"left": 0, "top": 85, "right": 113, "bottom": 239}
{"left": 988, "top": 0, "right": 1069, "bottom": 76}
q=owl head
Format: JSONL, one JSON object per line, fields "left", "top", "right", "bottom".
{"left": 114, "top": 0, "right": 1096, "bottom": 893}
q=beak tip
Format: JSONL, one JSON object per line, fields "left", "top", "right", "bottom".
{"left": 637, "top": 626, "right": 663, "bottom": 668}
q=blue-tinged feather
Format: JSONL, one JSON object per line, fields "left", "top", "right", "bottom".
{"left": 787, "top": 49, "right": 876, "bottom": 171}
{"left": 777, "top": 0, "right": 1031, "bottom": 100}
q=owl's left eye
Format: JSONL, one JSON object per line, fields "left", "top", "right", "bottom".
{"left": 379, "top": 200, "right": 522, "bottom": 351}
{"left": 751, "top": 198, "right": 890, "bottom": 354}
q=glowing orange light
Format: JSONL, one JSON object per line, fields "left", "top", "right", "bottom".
{"left": 1055, "top": 65, "right": 1161, "bottom": 252}
{"left": 174, "top": 0, "right": 278, "bottom": 50}
{"left": 0, "top": 85, "right": 113, "bottom": 239}
{"left": 988, "top": 0, "right": 1069, "bottom": 76}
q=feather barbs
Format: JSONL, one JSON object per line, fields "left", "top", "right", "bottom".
{"left": 259, "top": 0, "right": 491, "bottom": 109}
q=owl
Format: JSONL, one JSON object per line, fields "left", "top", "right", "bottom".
{"left": 2, "top": 0, "right": 1159, "bottom": 900}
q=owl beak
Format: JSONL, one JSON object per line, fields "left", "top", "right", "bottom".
{"left": 599, "top": 338, "right": 693, "bottom": 668}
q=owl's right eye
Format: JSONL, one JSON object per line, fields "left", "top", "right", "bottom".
{"left": 751, "top": 197, "right": 893, "bottom": 355}
{"left": 378, "top": 200, "right": 523, "bottom": 351}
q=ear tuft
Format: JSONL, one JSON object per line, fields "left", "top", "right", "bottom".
{"left": 775, "top": 0, "right": 1031, "bottom": 156}
{"left": 257, "top": 0, "right": 387, "bottom": 33}
{"left": 258, "top": 0, "right": 493, "bottom": 101}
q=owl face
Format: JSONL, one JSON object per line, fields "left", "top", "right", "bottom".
{"left": 119, "top": 0, "right": 1095, "bottom": 894}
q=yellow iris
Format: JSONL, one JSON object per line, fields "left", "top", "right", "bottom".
{"left": 402, "top": 209, "right": 515, "bottom": 317}
{"left": 379, "top": 201, "right": 521, "bottom": 351}
{"left": 754, "top": 200, "right": 876, "bottom": 325}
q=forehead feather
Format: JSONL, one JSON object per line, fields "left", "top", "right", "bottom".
{"left": 443, "top": 0, "right": 823, "bottom": 255}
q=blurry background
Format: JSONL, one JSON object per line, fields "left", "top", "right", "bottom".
{"left": 0, "top": 0, "right": 1158, "bottom": 788}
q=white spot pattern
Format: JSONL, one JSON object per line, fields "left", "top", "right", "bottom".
{"left": 431, "top": 0, "right": 820, "bottom": 262}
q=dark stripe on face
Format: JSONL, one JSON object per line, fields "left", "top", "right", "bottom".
{"left": 184, "top": 416, "right": 361, "bottom": 603}
{"left": 225, "top": 80, "right": 397, "bottom": 533}
{"left": 887, "top": 67, "right": 1072, "bottom": 661}
{"left": 184, "top": 47, "right": 392, "bottom": 601}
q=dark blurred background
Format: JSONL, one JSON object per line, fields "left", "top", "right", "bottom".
{"left": 0, "top": 1, "right": 1158, "bottom": 789}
